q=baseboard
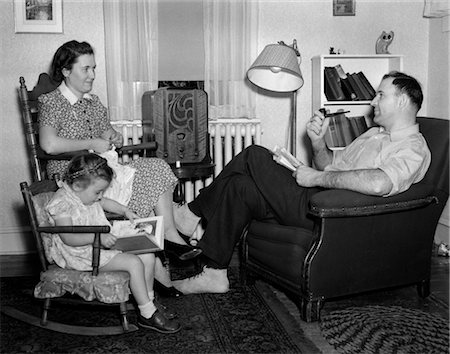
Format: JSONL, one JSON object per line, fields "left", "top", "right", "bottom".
{"left": 0, "top": 225, "right": 35, "bottom": 255}
{"left": 0, "top": 253, "right": 40, "bottom": 277}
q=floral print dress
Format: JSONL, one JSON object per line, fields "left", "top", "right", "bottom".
{"left": 38, "top": 87, "right": 178, "bottom": 217}
{"left": 45, "top": 181, "right": 121, "bottom": 271}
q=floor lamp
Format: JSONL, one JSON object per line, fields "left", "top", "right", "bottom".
{"left": 246, "top": 41, "right": 304, "bottom": 155}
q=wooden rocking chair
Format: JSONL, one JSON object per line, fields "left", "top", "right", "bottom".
{"left": 19, "top": 74, "right": 157, "bottom": 182}
{"left": 1, "top": 179, "right": 138, "bottom": 335}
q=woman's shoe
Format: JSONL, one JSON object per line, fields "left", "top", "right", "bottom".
{"left": 154, "top": 279, "right": 183, "bottom": 298}
{"left": 165, "top": 239, "right": 202, "bottom": 261}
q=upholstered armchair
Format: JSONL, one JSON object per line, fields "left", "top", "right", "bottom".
{"left": 241, "top": 116, "right": 449, "bottom": 322}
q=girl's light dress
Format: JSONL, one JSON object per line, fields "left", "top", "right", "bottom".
{"left": 44, "top": 181, "right": 121, "bottom": 271}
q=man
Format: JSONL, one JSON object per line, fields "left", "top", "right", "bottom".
{"left": 172, "top": 71, "right": 431, "bottom": 294}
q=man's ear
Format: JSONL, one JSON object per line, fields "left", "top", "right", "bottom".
{"left": 397, "top": 93, "right": 409, "bottom": 110}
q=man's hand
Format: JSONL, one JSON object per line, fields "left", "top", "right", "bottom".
{"left": 307, "top": 109, "right": 333, "bottom": 170}
{"left": 306, "top": 109, "right": 330, "bottom": 144}
{"left": 293, "top": 164, "right": 321, "bottom": 187}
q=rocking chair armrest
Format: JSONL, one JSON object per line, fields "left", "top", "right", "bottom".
{"left": 35, "top": 141, "right": 157, "bottom": 162}
{"left": 117, "top": 141, "right": 157, "bottom": 152}
{"left": 37, "top": 225, "right": 110, "bottom": 275}
{"left": 37, "top": 225, "right": 111, "bottom": 234}
{"left": 37, "top": 147, "right": 90, "bottom": 161}
{"left": 308, "top": 183, "right": 437, "bottom": 218}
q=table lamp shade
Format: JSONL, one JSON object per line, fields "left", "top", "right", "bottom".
{"left": 247, "top": 44, "right": 304, "bottom": 92}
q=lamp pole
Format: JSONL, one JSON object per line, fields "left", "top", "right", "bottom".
{"left": 291, "top": 90, "right": 297, "bottom": 156}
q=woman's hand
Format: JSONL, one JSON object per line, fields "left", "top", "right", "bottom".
{"left": 109, "top": 130, "right": 124, "bottom": 149}
{"left": 124, "top": 209, "right": 139, "bottom": 223}
{"left": 90, "top": 138, "right": 113, "bottom": 153}
{"left": 101, "top": 233, "right": 118, "bottom": 248}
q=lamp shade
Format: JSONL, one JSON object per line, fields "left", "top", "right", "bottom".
{"left": 247, "top": 44, "right": 304, "bottom": 92}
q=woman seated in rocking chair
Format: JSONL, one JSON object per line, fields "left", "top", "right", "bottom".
{"left": 38, "top": 40, "right": 200, "bottom": 297}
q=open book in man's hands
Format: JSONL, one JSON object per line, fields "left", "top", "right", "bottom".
{"left": 271, "top": 145, "right": 303, "bottom": 172}
{"left": 110, "top": 216, "right": 164, "bottom": 254}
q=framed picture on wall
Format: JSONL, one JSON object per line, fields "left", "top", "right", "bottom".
{"left": 14, "top": 0, "right": 63, "bottom": 33}
{"left": 333, "top": 0, "right": 355, "bottom": 16}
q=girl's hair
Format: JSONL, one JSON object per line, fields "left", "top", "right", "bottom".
{"left": 64, "top": 153, "right": 113, "bottom": 188}
{"left": 50, "top": 40, "right": 94, "bottom": 83}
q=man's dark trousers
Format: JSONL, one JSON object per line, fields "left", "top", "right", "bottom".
{"left": 189, "top": 145, "right": 319, "bottom": 268}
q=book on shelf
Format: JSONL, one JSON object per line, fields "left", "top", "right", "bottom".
{"left": 110, "top": 216, "right": 164, "bottom": 254}
{"left": 324, "top": 65, "right": 375, "bottom": 101}
{"left": 334, "top": 64, "right": 357, "bottom": 101}
{"left": 325, "top": 114, "right": 369, "bottom": 150}
{"left": 324, "top": 67, "right": 346, "bottom": 101}
{"left": 325, "top": 113, "right": 346, "bottom": 148}
{"left": 271, "top": 145, "right": 302, "bottom": 172}
{"left": 346, "top": 73, "right": 366, "bottom": 100}
{"left": 356, "top": 71, "right": 376, "bottom": 98}
{"left": 351, "top": 115, "right": 369, "bottom": 136}
{"left": 350, "top": 73, "right": 372, "bottom": 100}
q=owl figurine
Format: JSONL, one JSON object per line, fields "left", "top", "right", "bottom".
{"left": 375, "top": 31, "right": 394, "bottom": 54}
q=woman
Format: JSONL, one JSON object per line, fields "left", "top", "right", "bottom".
{"left": 38, "top": 40, "right": 199, "bottom": 296}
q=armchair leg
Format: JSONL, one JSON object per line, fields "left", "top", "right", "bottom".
{"left": 239, "top": 266, "right": 256, "bottom": 287}
{"left": 417, "top": 279, "right": 430, "bottom": 298}
{"left": 299, "top": 296, "right": 324, "bottom": 322}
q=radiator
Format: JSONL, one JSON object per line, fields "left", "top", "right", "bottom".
{"left": 111, "top": 118, "right": 262, "bottom": 202}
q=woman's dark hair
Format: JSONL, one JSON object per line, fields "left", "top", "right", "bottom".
{"left": 50, "top": 40, "right": 94, "bottom": 83}
{"left": 382, "top": 71, "right": 423, "bottom": 111}
{"left": 64, "top": 153, "right": 113, "bottom": 189}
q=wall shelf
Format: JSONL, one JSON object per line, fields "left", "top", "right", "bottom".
{"left": 311, "top": 54, "right": 404, "bottom": 120}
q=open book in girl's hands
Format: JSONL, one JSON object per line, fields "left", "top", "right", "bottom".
{"left": 110, "top": 216, "right": 164, "bottom": 254}
{"left": 271, "top": 145, "right": 303, "bottom": 172}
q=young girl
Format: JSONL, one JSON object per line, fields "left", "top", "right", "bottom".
{"left": 45, "top": 153, "right": 181, "bottom": 333}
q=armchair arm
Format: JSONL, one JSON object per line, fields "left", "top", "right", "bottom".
{"left": 309, "top": 183, "right": 437, "bottom": 218}
{"left": 37, "top": 225, "right": 110, "bottom": 276}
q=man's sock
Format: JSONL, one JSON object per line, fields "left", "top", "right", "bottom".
{"left": 204, "top": 258, "right": 223, "bottom": 270}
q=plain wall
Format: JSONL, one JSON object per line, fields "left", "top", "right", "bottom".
{"left": 0, "top": 0, "right": 107, "bottom": 254}
{"left": 1, "top": 0, "right": 448, "bottom": 254}
{"left": 427, "top": 15, "right": 450, "bottom": 245}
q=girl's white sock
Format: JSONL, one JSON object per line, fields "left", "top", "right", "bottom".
{"left": 138, "top": 301, "right": 156, "bottom": 319}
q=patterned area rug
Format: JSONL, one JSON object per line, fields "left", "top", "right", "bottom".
{"left": 320, "top": 305, "right": 450, "bottom": 354}
{"left": 0, "top": 268, "right": 313, "bottom": 353}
